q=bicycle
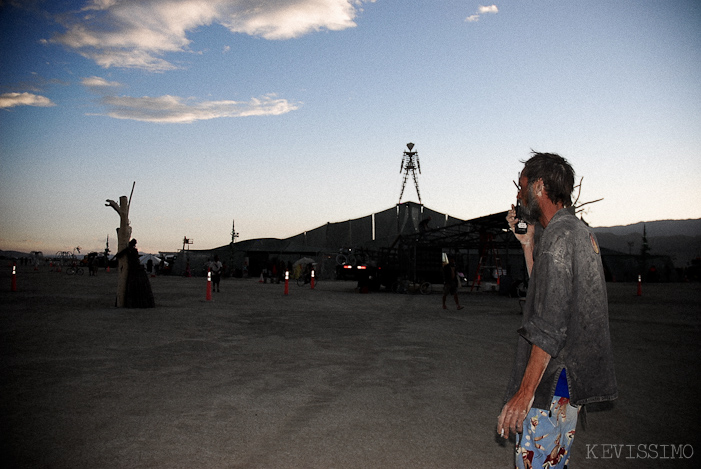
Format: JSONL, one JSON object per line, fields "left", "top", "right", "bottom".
{"left": 297, "top": 272, "right": 319, "bottom": 287}
{"left": 391, "top": 278, "right": 431, "bottom": 295}
{"left": 336, "top": 247, "right": 357, "bottom": 266}
{"left": 66, "top": 263, "right": 84, "bottom": 275}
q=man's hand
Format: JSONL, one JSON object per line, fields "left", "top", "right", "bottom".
{"left": 506, "top": 205, "right": 535, "bottom": 276}
{"left": 497, "top": 389, "right": 535, "bottom": 439}
{"left": 506, "top": 205, "right": 534, "bottom": 246}
{"left": 497, "top": 344, "right": 551, "bottom": 439}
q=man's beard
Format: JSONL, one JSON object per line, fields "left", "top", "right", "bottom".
{"left": 520, "top": 184, "right": 542, "bottom": 225}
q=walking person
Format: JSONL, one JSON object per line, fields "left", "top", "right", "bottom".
{"left": 442, "top": 256, "right": 463, "bottom": 310}
{"left": 209, "top": 255, "right": 222, "bottom": 292}
{"left": 497, "top": 152, "right": 617, "bottom": 468}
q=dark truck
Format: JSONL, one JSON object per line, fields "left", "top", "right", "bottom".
{"left": 335, "top": 245, "right": 442, "bottom": 293}
{"left": 375, "top": 245, "right": 443, "bottom": 292}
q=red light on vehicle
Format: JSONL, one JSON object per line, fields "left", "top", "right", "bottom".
{"left": 343, "top": 265, "right": 353, "bottom": 269}
{"left": 357, "top": 265, "right": 367, "bottom": 270}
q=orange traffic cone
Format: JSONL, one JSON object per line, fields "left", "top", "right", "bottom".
{"left": 259, "top": 272, "right": 264, "bottom": 283}
{"left": 284, "top": 271, "right": 289, "bottom": 295}
{"left": 206, "top": 268, "right": 212, "bottom": 301}
{"left": 637, "top": 274, "right": 642, "bottom": 296}
{"left": 311, "top": 269, "right": 315, "bottom": 289}
{"left": 11, "top": 262, "right": 17, "bottom": 292}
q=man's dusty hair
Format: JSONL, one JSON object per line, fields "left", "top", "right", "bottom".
{"left": 521, "top": 152, "right": 575, "bottom": 207}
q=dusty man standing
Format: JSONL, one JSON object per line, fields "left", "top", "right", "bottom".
{"left": 497, "top": 152, "right": 617, "bottom": 468}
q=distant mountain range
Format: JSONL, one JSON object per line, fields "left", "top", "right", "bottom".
{"left": 591, "top": 218, "right": 701, "bottom": 267}
{"left": 591, "top": 218, "right": 701, "bottom": 237}
{"left": 4, "top": 218, "right": 700, "bottom": 268}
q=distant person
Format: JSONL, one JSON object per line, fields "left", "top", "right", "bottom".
{"left": 209, "top": 255, "right": 222, "bottom": 292}
{"left": 303, "top": 263, "right": 313, "bottom": 284}
{"left": 115, "top": 239, "right": 155, "bottom": 308}
{"left": 442, "top": 256, "right": 463, "bottom": 310}
{"left": 88, "top": 255, "right": 97, "bottom": 276}
{"left": 498, "top": 152, "right": 617, "bottom": 468}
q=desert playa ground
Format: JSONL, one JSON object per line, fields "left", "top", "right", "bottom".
{"left": 1, "top": 266, "right": 699, "bottom": 468}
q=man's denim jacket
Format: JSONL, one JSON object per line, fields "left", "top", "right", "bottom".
{"left": 504, "top": 209, "right": 618, "bottom": 409}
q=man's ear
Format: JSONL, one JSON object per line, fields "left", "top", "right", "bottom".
{"left": 535, "top": 179, "right": 544, "bottom": 197}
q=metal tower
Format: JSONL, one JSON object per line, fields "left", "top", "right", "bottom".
{"left": 398, "top": 142, "right": 422, "bottom": 204}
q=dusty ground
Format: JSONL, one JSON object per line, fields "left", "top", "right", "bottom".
{"left": 1, "top": 266, "right": 699, "bottom": 468}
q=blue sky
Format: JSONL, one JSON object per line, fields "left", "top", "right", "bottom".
{"left": 1, "top": 0, "right": 700, "bottom": 255}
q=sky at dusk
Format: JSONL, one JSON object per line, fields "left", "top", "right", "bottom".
{"left": 1, "top": 0, "right": 700, "bottom": 255}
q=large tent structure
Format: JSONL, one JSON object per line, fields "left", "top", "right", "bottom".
{"left": 170, "top": 202, "right": 529, "bottom": 288}
{"left": 167, "top": 201, "right": 676, "bottom": 286}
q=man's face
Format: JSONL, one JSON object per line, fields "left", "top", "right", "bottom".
{"left": 517, "top": 174, "right": 542, "bottom": 225}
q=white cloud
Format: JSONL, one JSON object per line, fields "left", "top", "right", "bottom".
{"left": 50, "top": 0, "right": 370, "bottom": 71}
{"left": 0, "top": 92, "right": 56, "bottom": 109}
{"left": 81, "top": 0, "right": 119, "bottom": 11}
{"left": 465, "top": 4, "right": 498, "bottom": 23}
{"left": 478, "top": 5, "right": 499, "bottom": 14}
{"left": 95, "top": 93, "right": 300, "bottom": 123}
{"left": 82, "top": 49, "right": 178, "bottom": 71}
{"left": 221, "top": 0, "right": 358, "bottom": 40}
{"left": 81, "top": 76, "right": 122, "bottom": 88}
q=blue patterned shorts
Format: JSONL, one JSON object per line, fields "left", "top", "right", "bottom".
{"left": 515, "top": 396, "right": 579, "bottom": 469}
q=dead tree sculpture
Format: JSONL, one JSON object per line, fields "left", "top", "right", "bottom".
{"left": 572, "top": 177, "right": 603, "bottom": 215}
{"left": 106, "top": 182, "right": 135, "bottom": 307}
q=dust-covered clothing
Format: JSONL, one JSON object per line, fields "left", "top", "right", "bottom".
{"left": 504, "top": 209, "right": 617, "bottom": 410}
